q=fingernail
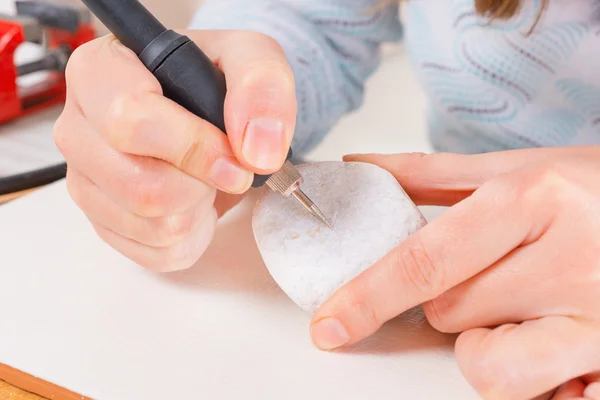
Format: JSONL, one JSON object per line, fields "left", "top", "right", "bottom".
{"left": 208, "top": 157, "right": 253, "bottom": 193}
{"left": 242, "top": 118, "right": 286, "bottom": 170}
{"left": 310, "top": 318, "right": 350, "bottom": 350}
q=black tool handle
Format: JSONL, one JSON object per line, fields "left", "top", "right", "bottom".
{"left": 80, "top": 0, "right": 291, "bottom": 188}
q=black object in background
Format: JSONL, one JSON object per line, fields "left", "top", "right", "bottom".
{"left": 0, "top": 163, "right": 67, "bottom": 196}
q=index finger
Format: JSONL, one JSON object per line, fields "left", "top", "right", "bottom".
{"left": 309, "top": 169, "right": 557, "bottom": 350}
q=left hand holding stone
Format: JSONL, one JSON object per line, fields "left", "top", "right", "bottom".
{"left": 310, "top": 146, "right": 600, "bottom": 400}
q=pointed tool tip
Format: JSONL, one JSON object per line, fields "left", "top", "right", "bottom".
{"left": 309, "top": 200, "right": 334, "bottom": 230}
{"left": 312, "top": 208, "right": 333, "bottom": 229}
{"left": 291, "top": 188, "right": 334, "bottom": 229}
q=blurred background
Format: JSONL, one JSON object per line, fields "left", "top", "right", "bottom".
{"left": 0, "top": 0, "right": 425, "bottom": 203}
{"left": 0, "top": 0, "right": 204, "bottom": 28}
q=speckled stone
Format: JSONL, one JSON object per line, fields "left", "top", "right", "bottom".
{"left": 252, "top": 161, "right": 427, "bottom": 313}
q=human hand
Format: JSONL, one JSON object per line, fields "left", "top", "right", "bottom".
{"left": 310, "top": 146, "right": 600, "bottom": 399}
{"left": 53, "top": 30, "right": 296, "bottom": 271}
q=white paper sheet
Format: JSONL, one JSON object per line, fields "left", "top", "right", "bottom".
{"left": 0, "top": 45, "right": 478, "bottom": 399}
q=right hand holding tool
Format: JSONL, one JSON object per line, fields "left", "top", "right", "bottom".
{"left": 53, "top": 30, "right": 297, "bottom": 271}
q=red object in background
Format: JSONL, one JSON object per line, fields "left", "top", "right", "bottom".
{"left": 0, "top": 14, "right": 95, "bottom": 125}
{"left": 0, "top": 18, "right": 23, "bottom": 123}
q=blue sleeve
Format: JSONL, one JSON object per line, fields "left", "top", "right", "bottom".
{"left": 188, "top": 0, "right": 403, "bottom": 156}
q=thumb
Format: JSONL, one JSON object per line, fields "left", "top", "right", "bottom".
{"left": 187, "top": 30, "right": 296, "bottom": 175}
{"left": 455, "top": 317, "right": 600, "bottom": 400}
{"left": 343, "top": 146, "right": 600, "bottom": 206}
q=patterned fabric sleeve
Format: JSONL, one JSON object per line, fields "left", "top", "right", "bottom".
{"left": 188, "top": 0, "right": 403, "bottom": 156}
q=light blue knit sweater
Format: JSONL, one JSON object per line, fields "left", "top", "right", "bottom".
{"left": 189, "top": 0, "right": 600, "bottom": 155}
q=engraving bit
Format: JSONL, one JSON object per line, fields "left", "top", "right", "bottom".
{"left": 265, "top": 161, "right": 333, "bottom": 229}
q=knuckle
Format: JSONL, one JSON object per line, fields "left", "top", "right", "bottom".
{"left": 153, "top": 211, "right": 198, "bottom": 245}
{"left": 166, "top": 213, "right": 197, "bottom": 239}
{"left": 158, "top": 208, "right": 217, "bottom": 272}
{"left": 477, "top": 174, "right": 516, "bottom": 206}
{"left": 397, "top": 239, "right": 443, "bottom": 295}
{"left": 128, "top": 171, "right": 171, "bottom": 217}
{"left": 105, "top": 92, "right": 150, "bottom": 150}
{"left": 518, "top": 164, "right": 574, "bottom": 209}
{"left": 129, "top": 185, "right": 166, "bottom": 216}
